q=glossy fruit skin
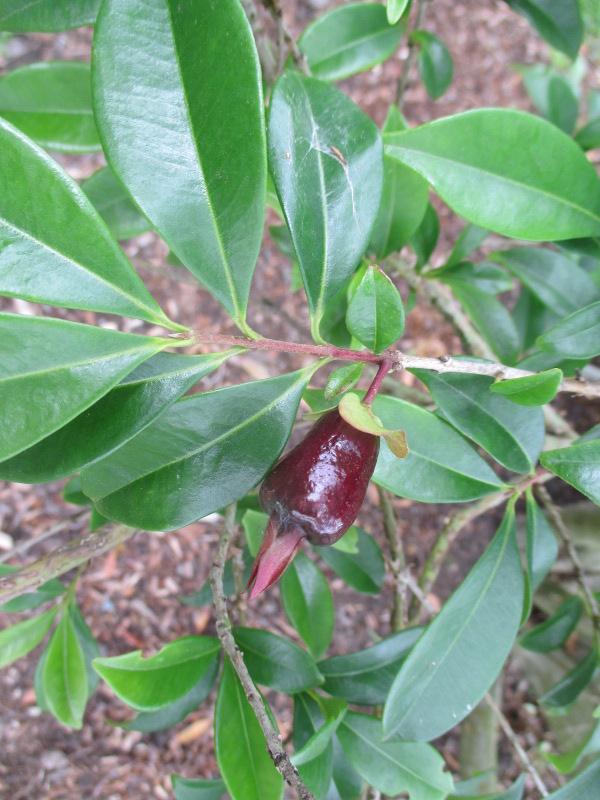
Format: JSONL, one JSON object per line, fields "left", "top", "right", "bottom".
{"left": 260, "top": 407, "right": 380, "bottom": 545}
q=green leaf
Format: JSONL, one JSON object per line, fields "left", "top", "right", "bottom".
{"left": 411, "top": 370, "right": 544, "bottom": 474}
{"left": 369, "top": 105, "right": 430, "bottom": 259}
{"left": 69, "top": 603, "right": 100, "bottom": 698}
{"left": 232, "top": 627, "right": 324, "bottom": 693}
{"left": 120, "top": 653, "right": 219, "bottom": 732}
{"left": 81, "top": 166, "right": 151, "bottom": 240}
{"left": 372, "top": 395, "right": 505, "bottom": 503}
{"left": 82, "top": 369, "right": 314, "bottom": 531}
{"left": 292, "top": 713, "right": 346, "bottom": 768}
{"left": 242, "top": 510, "right": 268, "bottom": 558}
{"left": 537, "top": 301, "right": 600, "bottom": 360}
{"left": 42, "top": 612, "right": 88, "bottom": 728}
{"left": 524, "top": 489, "right": 558, "bottom": 609}
{"left": 0, "top": 606, "right": 58, "bottom": 669}
{"left": 428, "top": 260, "right": 514, "bottom": 295}
{"left": 518, "top": 597, "right": 582, "bottom": 652}
{"left": 62, "top": 476, "right": 90, "bottom": 507}
{"left": 0, "top": 0, "right": 101, "bottom": 30}
{"left": 541, "top": 441, "right": 600, "bottom": 505}
{"left": 517, "top": 65, "right": 579, "bottom": 134}
{"left": 490, "top": 369, "right": 563, "bottom": 406}
{"left": 544, "top": 757, "right": 600, "bottom": 798}
{"left": 92, "top": 636, "right": 220, "bottom": 711}
{"left": 318, "top": 627, "right": 423, "bottom": 705}
{"left": 93, "top": 0, "right": 266, "bottom": 330}
{"left": 575, "top": 118, "right": 600, "bottom": 151}
{"left": 171, "top": 776, "right": 226, "bottom": 800}
{"left": 0, "top": 118, "right": 177, "bottom": 327}
{"left": 318, "top": 525, "right": 385, "bottom": 595}
{"left": 385, "top": 110, "right": 600, "bottom": 240}
{"left": 503, "top": 0, "right": 583, "bottom": 60}
{"left": 0, "top": 351, "right": 231, "bottom": 483}
{"left": 540, "top": 650, "right": 598, "bottom": 712}
{"left": 293, "top": 693, "right": 335, "bottom": 800}
{"left": 298, "top": 2, "right": 403, "bottom": 82}
{"left": 339, "top": 392, "right": 408, "bottom": 457}
{"left": 0, "top": 314, "right": 164, "bottom": 463}
{"left": 383, "top": 505, "right": 523, "bottom": 741}
{"left": 387, "top": 0, "right": 410, "bottom": 25}
{"left": 547, "top": 721, "right": 600, "bottom": 774}
{"left": 267, "top": 71, "right": 383, "bottom": 340}
{"left": 0, "top": 62, "right": 100, "bottom": 152}
{"left": 215, "top": 659, "right": 283, "bottom": 800}
{"left": 410, "top": 202, "right": 439, "bottom": 270}
{"left": 491, "top": 248, "right": 600, "bottom": 316}
{"left": 325, "top": 362, "right": 365, "bottom": 402}
{"left": 447, "top": 223, "right": 490, "bottom": 267}
{"left": 449, "top": 281, "right": 521, "bottom": 364}
{"left": 330, "top": 525, "right": 359, "bottom": 554}
{"left": 414, "top": 30, "right": 453, "bottom": 100}
{"left": 0, "top": 572, "right": 64, "bottom": 613}
{"left": 281, "top": 552, "right": 334, "bottom": 661}
{"left": 346, "top": 265, "right": 405, "bottom": 352}
{"left": 338, "top": 712, "right": 453, "bottom": 799}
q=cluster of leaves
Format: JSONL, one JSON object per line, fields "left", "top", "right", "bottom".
{"left": 0, "top": 0, "right": 600, "bottom": 798}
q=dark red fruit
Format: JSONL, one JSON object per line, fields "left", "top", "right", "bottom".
{"left": 247, "top": 407, "right": 380, "bottom": 598}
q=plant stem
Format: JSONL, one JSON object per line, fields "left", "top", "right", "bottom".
{"left": 0, "top": 509, "right": 90, "bottom": 565}
{"left": 377, "top": 485, "right": 406, "bottom": 632}
{"left": 396, "top": 0, "right": 430, "bottom": 107}
{"left": 239, "top": 0, "right": 278, "bottom": 84}
{"left": 364, "top": 359, "right": 392, "bottom": 404}
{"left": 262, "top": 0, "right": 309, "bottom": 74}
{"left": 209, "top": 506, "right": 315, "bottom": 800}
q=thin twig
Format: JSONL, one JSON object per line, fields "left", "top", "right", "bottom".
{"left": 232, "top": 529, "right": 248, "bottom": 627}
{"left": 262, "top": 0, "right": 309, "bottom": 74}
{"left": 377, "top": 485, "right": 406, "bottom": 631}
{"left": 399, "top": 568, "right": 437, "bottom": 616}
{"left": 239, "top": 0, "right": 278, "bottom": 84}
{"left": 484, "top": 692, "right": 549, "bottom": 797}
{"left": 0, "top": 510, "right": 90, "bottom": 565}
{"left": 209, "top": 505, "right": 315, "bottom": 800}
{"left": 396, "top": 0, "right": 430, "bottom": 107}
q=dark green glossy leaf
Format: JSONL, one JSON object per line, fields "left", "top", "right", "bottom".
{"left": 0, "top": 62, "right": 100, "bottom": 152}
{"left": 0, "top": 351, "right": 231, "bottom": 483}
{"left": 524, "top": 489, "right": 558, "bottom": 613}
{"left": 491, "top": 248, "right": 600, "bottom": 316}
{"left": 412, "top": 370, "right": 544, "bottom": 474}
{"left": 385, "top": 110, "right": 600, "bottom": 240}
{"left": 541, "top": 441, "right": 600, "bottom": 505}
{"left": 81, "top": 166, "right": 151, "bottom": 240}
{"left": 280, "top": 552, "right": 334, "bottom": 661}
{"left": 0, "top": 314, "right": 164, "bottom": 463}
{"left": 0, "top": 568, "right": 64, "bottom": 613}
{"left": 89, "top": 507, "right": 109, "bottom": 532}
{"left": 575, "top": 118, "right": 600, "bottom": 151}
{"left": 171, "top": 777, "right": 226, "bottom": 800}
{"left": 0, "top": 118, "right": 177, "bottom": 327}
{"left": 232, "top": 627, "right": 324, "bottom": 693}
{"left": 518, "top": 597, "right": 582, "bottom": 652}
{"left": 93, "top": 0, "right": 266, "bottom": 330}
{"left": 428, "top": 261, "right": 514, "bottom": 295}
{"left": 0, "top": 0, "right": 100, "bottom": 30}
{"left": 538, "top": 302, "right": 600, "bottom": 360}
{"left": 325, "top": 363, "right": 364, "bottom": 402}
{"left": 517, "top": 65, "right": 579, "bottom": 134}
{"left": 503, "top": 0, "right": 583, "bottom": 59}
{"left": 414, "top": 30, "right": 453, "bottom": 100}
{"left": 42, "top": 612, "right": 87, "bottom": 728}
{"left": 545, "top": 756, "right": 600, "bottom": 798}
{"left": 490, "top": 369, "right": 563, "bottom": 406}
{"left": 410, "top": 202, "right": 439, "bottom": 271}
{"left": 0, "top": 606, "right": 58, "bottom": 669}
{"left": 372, "top": 395, "right": 505, "bottom": 503}
{"left": 298, "top": 2, "right": 403, "bottom": 82}
{"left": 215, "top": 659, "right": 283, "bottom": 800}
{"left": 93, "top": 636, "right": 220, "bottom": 711}
{"left": 268, "top": 71, "right": 382, "bottom": 340}
{"left": 346, "top": 265, "right": 405, "bottom": 352}
{"left": 383, "top": 505, "right": 523, "bottom": 741}
{"left": 70, "top": 603, "right": 100, "bottom": 698}
{"left": 82, "top": 369, "right": 314, "bottom": 531}
{"left": 318, "top": 526, "right": 385, "bottom": 595}
{"left": 180, "top": 548, "right": 254, "bottom": 607}
{"left": 329, "top": 734, "right": 364, "bottom": 800}
{"left": 33, "top": 646, "right": 50, "bottom": 712}
{"left": 338, "top": 712, "right": 453, "bottom": 799}
{"left": 120, "top": 653, "right": 219, "bottom": 732}
{"left": 318, "top": 627, "right": 423, "bottom": 705}
{"left": 62, "top": 475, "right": 90, "bottom": 506}
{"left": 293, "top": 693, "right": 335, "bottom": 800}
{"left": 370, "top": 105, "right": 429, "bottom": 259}
{"left": 387, "top": 0, "right": 410, "bottom": 25}
{"left": 540, "top": 650, "right": 598, "bottom": 712}
{"left": 446, "top": 223, "right": 489, "bottom": 268}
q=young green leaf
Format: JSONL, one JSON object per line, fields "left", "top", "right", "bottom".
{"left": 42, "top": 612, "right": 88, "bottom": 729}
{"left": 69, "top": 603, "right": 100, "bottom": 698}
{"left": 268, "top": 71, "right": 382, "bottom": 341}
{"left": 62, "top": 476, "right": 90, "bottom": 507}
{"left": 325, "top": 362, "right": 365, "bottom": 401}
{"left": 539, "top": 650, "right": 598, "bottom": 712}
{"left": 385, "top": 110, "right": 600, "bottom": 240}
{"left": 387, "top": 0, "right": 411, "bottom": 25}
{"left": 171, "top": 776, "right": 226, "bottom": 800}
{"left": 232, "top": 627, "right": 324, "bottom": 693}
{"left": 490, "top": 369, "right": 563, "bottom": 406}
{"left": 0, "top": 607, "right": 58, "bottom": 669}
{"left": 93, "top": 0, "right": 266, "bottom": 331}
{"left": 0, "top": 351, "right": 232, "bottom": 483}
{"left": 82, "top": 369, "right": 315, "bottom": 531}
{"left": 339, "top": 392, "right": 408, "bottom": 458}
{"left": 383, "top": 504, "right": 523, "bottom": 741}
{"left": 0, "top": 62, "right": 100, "bottom": 152}
{"left": 0, "top": 118, "right": 177, "bottom": 328}
{"left": 318, "top": 525, "right": 385, "bottom": 594}
{"left": 410, "top": 202, "right": 439, "bottom": 271}
{"left": 298, "top": 3, "right": 403, "bottom": 82}
{"left": 503, "top": 0, "right": 583, "bottom": 60}
{"left": 242, "top": 510, "right": 268, "bottom": 557}
{"left": 281, "top": 552, "right": 334, "bottom": 661}
{"left": 518, "top": 597, "right": 582, "bottom": 653}
{"left": 346, "top": 265, "right": 405, "bottom": 352}
{"left": 575, "top": 118, "right": 600, "bottom": 151}
{"left": 93, "top": 636, "right": 220, "bottom": 711}
{"left": 537, "top": 301, "right": 600, "bottom": 360}
{"left": 291, "top": 712, "right": 346, "bottom": 768}
{"left": 338, "top": 712, "right": 453, "bottom": 799}
{"left": 0, "top": 314, "right": 165, "bottom": 463}
{"left": 413, "top": 30, "right": 453, "bottom": 100}
{"left": 0, "top": 0, "right": 101, "bottom": 31}
{"left": 372, "top": 395, "right": 505, "bottom": 502}
{"left": 446, "top": 223, "right": 489, "bottom": 267}
{"left": 541, "top": 441, "right": 600, "bottom": 505}
{"left": 215, "top": 659, "right": 284, "bottom": 800}
{"left": 81, "top": 166, "right": 151, "bottom": 240}
{"left": 428, "top": 261, "right": 514, "bottom": 295}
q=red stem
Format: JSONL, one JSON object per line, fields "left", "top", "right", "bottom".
{"left": 364, "top": 359, "right": 392, "bottom": 404}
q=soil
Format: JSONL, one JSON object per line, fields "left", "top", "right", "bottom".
{"left": 1, "top": 2, "right": 598, "bottom": 799}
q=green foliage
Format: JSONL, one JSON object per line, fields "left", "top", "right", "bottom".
{"left": 346, "top": 265, "right": 405, "bottom": 352}
{"left": 281, "top": 552, "right": 334, "bottom": 661}
{"left": 413, "top": 30, "right": 453, "bottom": 100}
